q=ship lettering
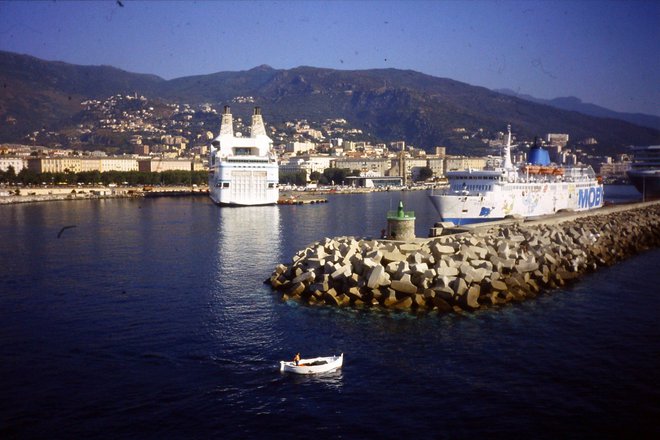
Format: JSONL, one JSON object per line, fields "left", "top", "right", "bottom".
{"left": 578, "top": 187, "right": 603, "bottom": 208}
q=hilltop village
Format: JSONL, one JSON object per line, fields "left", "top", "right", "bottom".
{"left": 0, "top": 94, "right": 634, "bottom": 187}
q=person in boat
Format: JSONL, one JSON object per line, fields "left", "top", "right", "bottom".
{"left": 293, "top": 353, "right": 301, "bottom": 365}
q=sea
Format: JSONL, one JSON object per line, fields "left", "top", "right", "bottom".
{"left": 1, "top": 185, "right": 658, "bottom": 439}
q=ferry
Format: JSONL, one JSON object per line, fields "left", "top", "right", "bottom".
{"left": 627, "top": 145, "right": 660, "bottom": 201}
{"left": 208, "top": 106, "right": 279, "bottom": 205}
{"left": 430, "top": 126, "right": 604, "bottom": 225}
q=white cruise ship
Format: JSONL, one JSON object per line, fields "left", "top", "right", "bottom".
{"left": 430, "top": 126, "right": 604, "bottom": 225}
{"left": 208, "top": 106, "right": 279, "bottom": 206}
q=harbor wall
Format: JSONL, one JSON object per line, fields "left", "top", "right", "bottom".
{"left": 267, "top": 201, "right": 660, "bottom": 314}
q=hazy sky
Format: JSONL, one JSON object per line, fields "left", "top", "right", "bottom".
{"left": 1, "top": 0, "right": 658, "bottom": 116}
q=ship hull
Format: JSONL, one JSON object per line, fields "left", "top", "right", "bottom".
{"left": 627, "top": 170, "right": 660, "bottom": 200}
{"left": 431, "top": 181, "right": 604, "bottom": 225}
{"left": 209, "top": 162, "right": 279, "bottom": 206}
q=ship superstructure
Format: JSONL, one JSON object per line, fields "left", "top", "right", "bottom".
{"left": 208, "top": 106, "right": 278, "bottom": 206}
{"left": 430, "top": 126, "right": 604, "bottom": 225}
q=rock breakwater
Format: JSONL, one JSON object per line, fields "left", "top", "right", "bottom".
{"left": 267, "top": 203, "right": 660, "bottom": 314}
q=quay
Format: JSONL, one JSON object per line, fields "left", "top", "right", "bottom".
{"left": 278, "top": 193, "right": 328, "bottom": 205}
{"left": 0, "top": 185, "right": 208, "bottom": 204}
{"left": 267, "top": 201, "right": 660, "bottom": 314}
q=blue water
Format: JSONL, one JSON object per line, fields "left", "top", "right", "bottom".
{"left": 0, "top": 186, "right": 658, "bottom": 439}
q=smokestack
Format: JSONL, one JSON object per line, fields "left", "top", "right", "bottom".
{"left": 219, "top": 105, "right": 233, "bottom": 137}
{"left": 250, "top": 106, "right": 266, "bottom": 137}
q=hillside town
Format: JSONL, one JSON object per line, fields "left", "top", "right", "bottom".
{"left": 0, "top": 94, "right": 635, "bottom": 187}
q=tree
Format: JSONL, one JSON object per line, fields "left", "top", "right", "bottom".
{"left": 17, "top": 168, "right": 40, "bottom": 185}
{"left": 1, "top": 165, "right": 17, "bottom": 184}
{"left": 321, "top": 168, "right": 354, "bottom": 185}
{"left": 416, "top": 166, "right": 433, "bottom": 182}
{"left": 279, "top": 171, "right": 307, "bottom": 186}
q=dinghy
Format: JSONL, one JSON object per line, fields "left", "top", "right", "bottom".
{"left": 279, "top": 353, "right": 343, "bottom": 375}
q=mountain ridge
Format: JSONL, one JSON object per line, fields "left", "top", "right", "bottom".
{"left": 1, "top": 50, "right": 658, "bottom": 156}
{"left": 496, "top": 88, "right": 660, "bottom": 131}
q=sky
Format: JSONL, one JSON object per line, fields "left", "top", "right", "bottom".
{"left": 1, "top": 0, "right": 659, "bottom": 116}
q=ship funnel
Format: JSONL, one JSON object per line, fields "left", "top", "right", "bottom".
{"left": 251, "top": 106, "right": 267, "bottom": 137}
{"left": 219, "top": 105, "right": 233, "bottom": 137}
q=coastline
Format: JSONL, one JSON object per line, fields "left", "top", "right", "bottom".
{"left": 0, "top": 184, "right": 434, "bottom": 205}
{"left": 0, "top": 185, "right": 209, "bottom": 205}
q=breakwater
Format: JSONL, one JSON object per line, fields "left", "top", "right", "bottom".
{"left": 268, "top": 202, "right": 660, "bottom": 313}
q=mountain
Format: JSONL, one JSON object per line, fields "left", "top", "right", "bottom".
{"left": 496, "top": 89, "right": 660, "bottom": 131}
{"left": 0, "top": 51, "right": 165, "bottom": 140}
{"left": 1, "top": 50, "right": 659, "bottom": 156}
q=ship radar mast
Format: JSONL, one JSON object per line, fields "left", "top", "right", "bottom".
{"left": 502, "top": 124, "right": 514, "bottom": 170}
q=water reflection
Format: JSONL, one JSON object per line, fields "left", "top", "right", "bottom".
{"left": 280, "top": 369, "right": 344, "bottom": 390}
{"left": 212, "top": 205, "right": 282, "bottom": 287}
{"left": 207, "top": 205, "right": 283, "bottom": 355}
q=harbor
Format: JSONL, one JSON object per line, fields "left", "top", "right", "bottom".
{"left": 2, "top": 187, "right": 657, "bottom": 438}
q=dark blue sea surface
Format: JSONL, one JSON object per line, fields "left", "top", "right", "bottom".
{"left": 0, "top": 186, "right": 658, "bottom": 439}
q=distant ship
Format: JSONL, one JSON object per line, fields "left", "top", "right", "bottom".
{"left": 430, "top": 126, "right": 604, "bottom": 225}
{"left": 208, "top": 106, "right": 279, "bottom": 206}
{"left": 626, "top": 145, "right": 660, "bottom": 201}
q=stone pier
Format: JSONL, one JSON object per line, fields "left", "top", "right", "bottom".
{"left": 267, "top": 201, "right": 660, "bottom": 314}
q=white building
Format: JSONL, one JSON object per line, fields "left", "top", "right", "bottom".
{"left": 426, "top": 157, "right": 445, "bottom": 178}
{"left": 286, "top": 141, "right": 316, "bottom": 154}
{"left": 279, "top": 155, "right": 334, "bottom": 181}
{"left": 0, "top": 157, "right": 26, "bottom": 173}
{"left": 333, "top": 157, "right": 390, "bottom": 176}
{"left": 547, "top": 133, "right": 569, "bottom": 147}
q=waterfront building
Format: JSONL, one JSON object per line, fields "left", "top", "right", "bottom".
{"left": 279, "top": 155, "right": 333, "bottom": 182}
{"left": 444, "top": 156, "right": 487, "bottom": 173}
{"left": 285, "top": 141, "right": 316, "bottom": 154}
{"left": 426, "top": 157, "right": 445, "bottom": 178}
{"left": 390, "top": 157, "right": 428, "bottom": 181}
{"left": 0, "top": 157, "right": 26, "bottom": 173}
{"left": 27, "top": 157, "right": 142, "bottom": 173}
{"left": 28, "top": 157, "right": 84, "bottom": 173}
{"left": 333, "top": 157, "right": 390, "bottom": 176}
{"left": 83, "top": 157, "right": 139, "bottom": 172}
{"left": 138, "top": 158, "right": 202, "bottom": 172}
{"left": 599, "top": 160, "right": 631, "bottom": 179}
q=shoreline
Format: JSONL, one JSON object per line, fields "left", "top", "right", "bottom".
{"left": 0, "top": 184, "right": 433, "bottom": 205}
{"left": 0, "top": 185, "right": 209, "bottom": 205}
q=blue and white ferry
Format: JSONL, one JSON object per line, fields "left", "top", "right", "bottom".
{"left": 430, "top": 126, "right": 604, "bottom": 225}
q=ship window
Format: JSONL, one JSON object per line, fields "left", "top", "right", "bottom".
{"left": 222, "top": 182, "right": 229, "bottom": 188}
{"left": 268, "top": 183, "right": 274, "bottom": 188}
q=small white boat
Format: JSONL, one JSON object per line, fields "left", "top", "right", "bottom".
{"left": 279, "top": 353, "right": 344, "bottom": 375}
